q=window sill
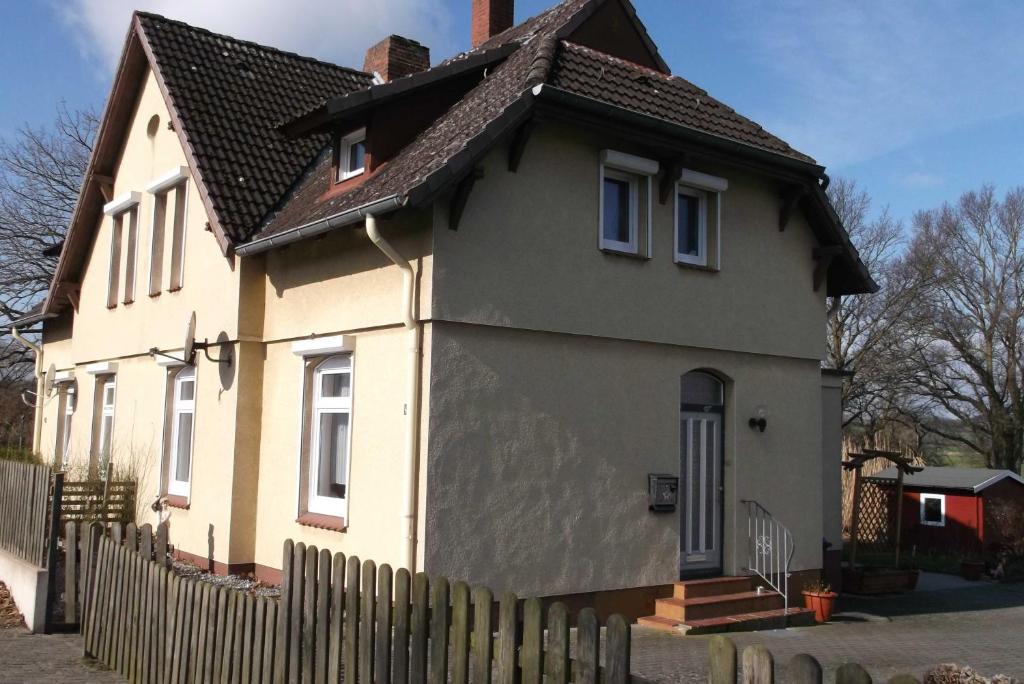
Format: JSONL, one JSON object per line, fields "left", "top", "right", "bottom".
{"left": 297, "top": 512, "right": 347, "bottom": 533}
{"left": 599, "top": 247, "right": 648, "bottom": 261}
{"left": 166, "top": 494, "right": 190, "bottom": 510}
{"left": 674, "top": 260, "right": 718, "bottom": 273}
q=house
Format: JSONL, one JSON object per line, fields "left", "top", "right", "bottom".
{"left": 13, "top": 0, "right": 874, "bottom": 625}
{"left": 868, "top": 466, "right": 1024, "bottom": 555}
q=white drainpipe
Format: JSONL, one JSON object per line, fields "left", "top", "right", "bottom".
{"left": 364, "top": 212, "right": 422, "bottom": 573}
{"left": 11, "top": 326, "right": 43, "bottom": 454}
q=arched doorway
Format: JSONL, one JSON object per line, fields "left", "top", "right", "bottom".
{"left": 680, "top": 371, "right": 725, "bottom": 577}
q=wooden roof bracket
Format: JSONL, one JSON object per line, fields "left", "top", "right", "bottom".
{"left": 778, "top": 184, "right": 807, "bottom": 231}
{"left": 448, "top": 167, "right": 486, "bottom": 231}
{"left": 812, "top": 245, "right": 843, "bottom": 291}
{"left": 659, "top": 155, "right": 688, "bottom": 205}
{"left": 508, "top": 120, "right": 539, "bottom": 173}
{"left": 93, "top": 174, "right": 115, "bottom": 203}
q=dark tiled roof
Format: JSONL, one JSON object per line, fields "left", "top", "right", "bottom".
{"left": 137, "top": 12, "right": 373, "bottom": 242}
{"left": 548, "top": 42, "right": 814, "bottom": 164}
{"left": 254, "top": 0, "right": 818, "bottom": 243}
{"left": 869, "top": 466, "right": 1024, "bottom": 492}
{"left": 255, "top": 0, "right": 590, "bottom": 240}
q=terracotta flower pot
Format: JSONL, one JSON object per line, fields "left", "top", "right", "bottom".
{"left": 802, "top": 590, "right": 838, "bottom": 623}
{"left": 960, "top": 560, "right": 984, "bottom": 581}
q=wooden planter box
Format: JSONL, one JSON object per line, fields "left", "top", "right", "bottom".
{"left": 842, "top": 567, "right": 919, "bottom": 594}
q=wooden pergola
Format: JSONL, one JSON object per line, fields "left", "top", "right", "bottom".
{"left": 842, "top": 449, "right": 923, "bottom": 568}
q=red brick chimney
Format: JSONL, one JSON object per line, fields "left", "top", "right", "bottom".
{"left": 471, "top": 0, "right": 514, "bottom": 48}
{"left": 363, "top": 36, "right": 430, "bottom": 82}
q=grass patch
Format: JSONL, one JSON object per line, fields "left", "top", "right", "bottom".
{"left": 0, "top": 447, "right": 41, "bottom": 465}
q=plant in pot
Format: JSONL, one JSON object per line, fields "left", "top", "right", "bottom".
{"left": 802, "top": 580, "right": 838, "bottom": 623}
{"left": 960, "top": 556, "right": 985, "bottom": 581}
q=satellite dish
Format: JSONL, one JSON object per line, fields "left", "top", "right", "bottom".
{"left": 43, "top": 364, "right": 56, "bottom": 397}
{"left": 184, "top": 312, "right": 197, "bottom": 366}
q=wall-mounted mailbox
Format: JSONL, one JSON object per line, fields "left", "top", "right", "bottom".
{"left": 648, "top": 473, "right": 679, "bottom": 512}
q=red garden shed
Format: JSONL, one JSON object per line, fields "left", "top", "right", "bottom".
{"left": 867, "top": 466, "right": 1024, "bottom": 554}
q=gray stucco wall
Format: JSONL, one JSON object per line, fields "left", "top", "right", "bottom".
{"left": 422, "top": 120, "right": 829, "bottom": 597}
{"left": 424, "top": 322, "right": 824, "bottom": 597}
{"left": 821, "top": 376, "right": 845, "bottom": 547}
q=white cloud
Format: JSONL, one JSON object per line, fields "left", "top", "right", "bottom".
{"left": 718, "top": 1, "right": 1024, "bottom": 168}
{"left": 54, "top": 0, "right": 456, "bottom": 76}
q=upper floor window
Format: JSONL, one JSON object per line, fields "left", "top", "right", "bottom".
{"left": 167, "top": 365, "right": 196, "bottom": 498}
{"left": 599, "top": 150, "right": 657, "bottom": 257}
{"left": 102, "top": 192, "right": 141, "bottom": 308}
{"left": 146, "top": 167, "right": 190, "bottom": 294}
{"left": 675, "top": 170, "right": 728, "bottom": 270}
{"left": 337, "top": 128, "right": 367, "bottom": 182}
{"left": 307, "top": 355, "right": 353, "bottom": 518}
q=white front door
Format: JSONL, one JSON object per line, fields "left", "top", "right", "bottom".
{"left": 680, "top": 409, "right": 723, "bottom": 575}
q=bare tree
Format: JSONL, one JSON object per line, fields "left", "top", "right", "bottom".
{"left": 825, "top": 177, "right": 921, "bottom": 437}
{"left": 904, "top": 185, "right": 1024, "bottom": 472}
{"left": 0, "top": 104, "right": 96, "bottom": 381}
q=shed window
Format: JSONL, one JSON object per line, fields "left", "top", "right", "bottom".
{"left": 920, "top": 493, "right": 945, "bottom": 527}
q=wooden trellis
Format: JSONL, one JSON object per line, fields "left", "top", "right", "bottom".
{"left": 843, "top": 449, "right": 923, "bottom": 568}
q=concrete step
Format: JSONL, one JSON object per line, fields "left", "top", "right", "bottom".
{"left": 636, "top": 607, "right": 816, "bottom": 635}
{"left": 654, "top": 591, "right": 784, "bottom": 622}
{"left": 673, "top": 576, "right": 753, "bottom": 600}
{"left": 682, "top": 607, "right": 817, "bottom": 635}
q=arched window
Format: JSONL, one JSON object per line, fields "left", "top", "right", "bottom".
{"left": 168, "top": 366, "right": 196, "bottom": 497}
{"left": 681, "top": 371, "right": 724, "bottom": 409}
{"left": 308, "top": 356, "right": 352, "bottom": 516}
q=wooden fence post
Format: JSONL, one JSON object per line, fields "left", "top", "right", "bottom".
{"left": 545, "top": 602, "right": 569, "bottom": 684}
{"left": 787, "top": 654, "right": 823, "bottom": 684}
{"left": 345, "top": 556, "right": 362, "bottom": 684}
{"left": 709, "top": 636, "right": 738, "bottom": 684}
{"left": 328, "top": 551, "right": 346, "bottom": 684}
{"left": 429, "top": 576, "right": 450, "bottom": 684}
{"left": 742, "top": 645, "right": 774, "bottom": 684}
{"left": 409, "top": 572, "right": 428, "bottom": 684}
{"left": 375, "top": 564, "right": 394, "bottom": 684}
{"left": 604, "top": 614, "right": 631, "bottom": 684}
{"left": 520, "top": 597, "right": 542, "bottom": 684}
{"left": 450, "top": 581, "right": 470, "bottom": 684}
{"left": 302, "top": 544, "right": 318, "bottom": 684}
{"left": 43, "top": 472, "right": 64, "bottom": 632}
{"left": 393, "top": 568, "right": 412, "bottom": 684}
{"left": 472, "top": 587, "right": 493, "bottom": 684}
{"left": 360, "top": 559, "right": 377, "bottom": 684}
{"left": 575, "top": 607, "right": 599, "bottom": 684}
{"left": 64, "top": 519, "right": 78, "bottom": 624}
{"left": 836, "top": 663, "right": 872, "bottom": 684}
{"left": 275, "top": 539, "right": 293, "bottom": 684}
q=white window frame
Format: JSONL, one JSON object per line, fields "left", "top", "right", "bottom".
{"left": 674, "top": 186, "right": 708, "bottom": 266}
{"left": 97, "top": 376, "right": 116, "bottom": 477}
{"left": 167, "top": 366, "right": 196, "bottom": 498}
{"left": 598, "top": 150, "right": 657, "bottom": 256}
{"left": 103, "top": 192, "right": 141, "bottom": 309}
{"left": 599, "top": 167, "right": 640, "bottom": 254}
{"left": 307, "top": 355, "right": 354, "bottom": 517}
{"left": 57, "top": 383, "right": 75, "bottom": 470}
{"left": 337, "top": 128, "right": 367, "bottom": 182}
{"left": 920, "top": 493, "right": 946, "bottom": 527}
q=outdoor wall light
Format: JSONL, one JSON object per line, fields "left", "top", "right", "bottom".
{"left": 749, "top": 406, "right": 769, "bottom": 432}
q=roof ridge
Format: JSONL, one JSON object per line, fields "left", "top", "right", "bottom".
{"left": 135, "top": 10, "right": 370, "bottom": 78}
{"left": 560, "top": 41, "right": 699, "bottom": 91}
{"left": 525, "top": 36, "right": 561, "bottom": 89}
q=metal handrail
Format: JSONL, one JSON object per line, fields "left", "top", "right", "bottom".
{"left": 740, "top": 499, "right": 795, "bottom": 611}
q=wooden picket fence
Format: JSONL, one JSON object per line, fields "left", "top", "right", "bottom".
{"left": 82, "top": 535, "right": 632, "bottom": 684}
{"left": 707, "top": 635, "right": 920, "bottom": 684}
{"left": 0, "top": 459, "right": 51, "bottom": 566}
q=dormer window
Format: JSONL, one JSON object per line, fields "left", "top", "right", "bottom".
{"left": 337, "top": 128, "right": 367, "bottom": 182}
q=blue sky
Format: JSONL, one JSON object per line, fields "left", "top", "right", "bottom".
{"left": 3, "top": 0, "right": 1023, "bottom": 231}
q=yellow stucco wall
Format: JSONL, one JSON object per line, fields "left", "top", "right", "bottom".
{"left": 37, "top": 67, "right": 243, "bottom": 562}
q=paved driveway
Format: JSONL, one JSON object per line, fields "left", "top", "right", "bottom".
{"left": 0, "top": 629, "right": 120, "bottom": 683}
{"left": 631, "top": 574, "right": 1024, "bottom": 682}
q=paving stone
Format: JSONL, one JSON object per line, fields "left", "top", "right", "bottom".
{"left": 0, "top": 628, "right": 121, "bottom": 683}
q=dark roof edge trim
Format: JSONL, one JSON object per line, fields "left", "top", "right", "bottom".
{"left": 9, "top": 311, "right": 57, "bottom": 329}
{"left": 236, "top": 194, "right": 407, "bottom": 256}
{"left": 533, "top": 84, "right": 824, "bottom": 175}
{"left": 281, "top": 44, "right": 518, "bottom": 138}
